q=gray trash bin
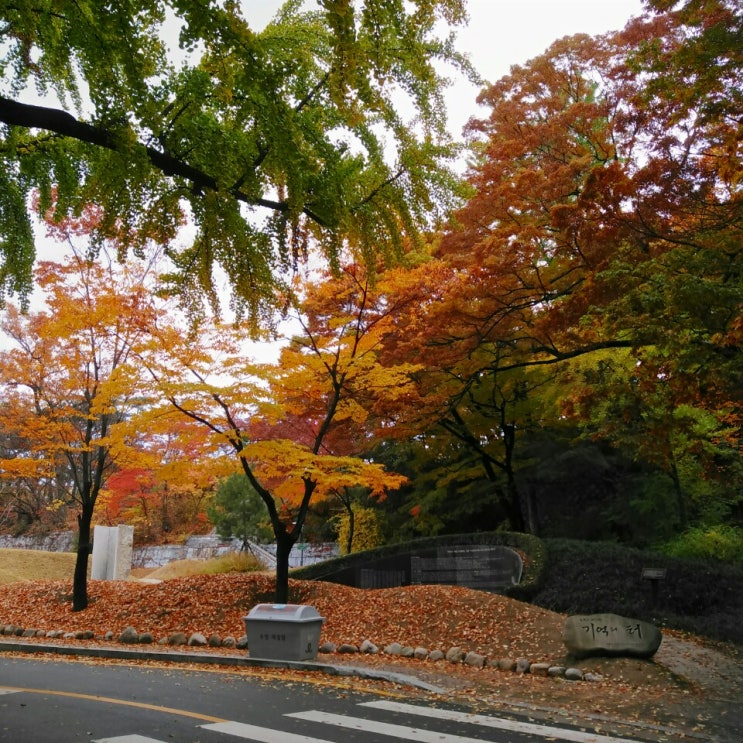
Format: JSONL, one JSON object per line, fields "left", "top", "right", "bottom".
{"left": 243, "top": 604, "right": 325, "bottom": 661}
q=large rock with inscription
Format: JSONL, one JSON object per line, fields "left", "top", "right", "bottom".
{"left": 563, "top": 613, "right": 662, "bottom": 659}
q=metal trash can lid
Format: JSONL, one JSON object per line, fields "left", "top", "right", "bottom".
{"left": 244, "top": 603, "right": 324, "bottom": 622}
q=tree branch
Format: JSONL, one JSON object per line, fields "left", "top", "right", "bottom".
{"left": 0, "top": 96, "right": 331, "bottom": 227}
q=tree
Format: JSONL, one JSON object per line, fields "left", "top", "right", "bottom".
{"left": 0, "top": 0, "right": 474, "bottom": 320}
{"left": 208, "top": 473, "right": 273, "bottom": 549}
{"left": 372, "top": 4, "right": 742, "bottom": 536}
{"left": 0, "top": 250, "right": 156, "bottom": 610}
{"left": 133, "top": 263, "right": 410, "bottom": 601}
{"left": 102, "top": 413, "right": 225, "bottom": 541}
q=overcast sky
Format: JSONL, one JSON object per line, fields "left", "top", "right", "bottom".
{"left": 443, "top": 0, "right": 646, "bottom": 133}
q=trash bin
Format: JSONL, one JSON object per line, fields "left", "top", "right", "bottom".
{"left": 243, "top": 604, "right": 325, "bottom": 661}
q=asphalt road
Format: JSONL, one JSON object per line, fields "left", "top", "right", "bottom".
{"left": 0, "top": 656, "right": 650, "bottom": 743}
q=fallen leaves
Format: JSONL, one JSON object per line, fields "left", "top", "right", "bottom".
{"left": 1, "top": 573, "right": 741, "bottom": 741}
{"left": 0, "top": 574, "right": 566, "bottom": 659}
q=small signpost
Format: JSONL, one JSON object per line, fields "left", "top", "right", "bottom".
{"left": 642, "top": 567, "right": 667, "bottom": 606}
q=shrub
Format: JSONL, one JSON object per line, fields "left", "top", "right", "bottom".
{"left": 660, "top": 525, "right": 743, "bottom": 568}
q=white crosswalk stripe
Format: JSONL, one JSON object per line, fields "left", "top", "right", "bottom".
{"left": 94, "top": 700, "right": 641, "bottom": 743}
{"left": 360, "top": 700, "right": 639, "bottom": 743}
{"left": 202, "top": 720, "right": 336, "bottom": 743}
{"left": 287, "top": 709, "right": 505, "bottom": 742}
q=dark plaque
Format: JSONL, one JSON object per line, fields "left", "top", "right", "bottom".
{"left": 410, "top": 545, "right": 522, "bottom": 591}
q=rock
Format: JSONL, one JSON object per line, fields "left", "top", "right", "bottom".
{"left": 22, "top": 628, "right": 36, "bottom": 637}
{"left": 118, "top": 627, "right": 139, "bottom": 644}
{"left": 169, "top": 632, "right": 188, "bottom": 646}
{"left": 445, "top": 647, "right": 465, "bottom": 663}
{"left": 188, "top": 632, "right": 207, "bottom": 647}
{"left": 338, "top": 643, "right": 358, "bottom": 654}
{"left": 359, "top": 639, "right": 378, "bottom": 654}
{"left": 104, "top": 631, "right": 114, "bottom": 641}
{"left": 548, "top": 666, "right": 566, "bottom": 677}
{"left": 45, "top": 630, "right": 56, "bottom": 638}
{"left": 319, "top": 642, "right": 337, "bottom": 654}
{"left": 383, "top": 642, "right": 404, "bottom": 656}
{"left": 563, "top": 613, "right": 662, "bottom": 659}
{"left": 157, "top": 636, "right": 169, "bottom": 645}
{"left": 2, "top": 625, "right": 15, "bottom": 636}
{"left": 236, "top": 635, "right": 248, "bottom": 650}
{"left": 208, "top": 634, "right": 222, "bottom": 647}
{"left": 565, "top": 668, "right": 584, "bottom": 681}
{"left": 222, "top": 636, "right": 236, "bottom": 648}
{"left": 138, "top": 633, "right": 154, "bottom": 644}
{"left": 515, "top": 658, "right": 531, "bottom": 674}
{"left": 428, "top": 650, "right": 445, "bottom": 662}
{"left": 401, "top": 646, "right": 415, "bottom": 658}
{"left": 584, "top": 672, "right": 604, "bottom": 682}
{"left": 413, "top": 647, "right": 428, "bottom": 660}
{"left": 81, "top": 630, "right": 95, "bottom": 640}
{"left": 35, "top": 629, "right": 45, "bottom": 637}
{"left": 497, "top": 658, "right": 516, "bottom": 671}
{"left": 464, "top": 652, "right": 486, "bottom": 668}
{"left": 530, "top": 662, "right": 550, "bottom": 676}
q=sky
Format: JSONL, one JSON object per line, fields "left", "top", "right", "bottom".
{"left": 440, "top": 0, "right": 646, "bottom": 135}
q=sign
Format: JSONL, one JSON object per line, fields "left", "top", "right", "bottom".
{"left": 641, "top": 567, "right": 667, "bottom": 580}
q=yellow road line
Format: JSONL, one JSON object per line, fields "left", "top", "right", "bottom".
{"left": 0, "top": 686, "right": 226, "bottom": 723}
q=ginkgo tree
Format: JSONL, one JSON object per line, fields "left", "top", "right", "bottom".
{"left": 0, "top": 247, "right": 159, "bottom": 610}
{"left": 0, "top": 0, "right": 474, "bottom": 321}
{"left": 132, "top": 262, "right": 413, "bottom": 602}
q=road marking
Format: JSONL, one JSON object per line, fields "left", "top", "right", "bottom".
{"left": 287, "top": 710, "right": 497, "bottom": 743}
{"left": 94, "top": 736, "right": 167, "bottom": 743}
{"left": 0, "top": 688, "right": 21, "bottom": 695}
{"left": 0, "top": 685, "right": 225, "bottom": 723}
{"left": 361, "top": 700, "right": 639, "bottom": 743}
{"left": 202, "top": 720, "right": 336, "bottom": 743}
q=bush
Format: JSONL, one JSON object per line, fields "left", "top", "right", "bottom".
{"left": 533, "top": 539, "right": 743, "bottom": 644}
{"left": 660, "top": 525, "right": 743, "bottom": 568}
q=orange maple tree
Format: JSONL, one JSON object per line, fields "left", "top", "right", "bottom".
{"left": 0, "top": 247, "right": 159, "bottom": 610}
{"left": 131, "top": 263, "right": 412, "bottom": 602}
{"left": 365, "top": 2, "right": 742, "bottom": 533}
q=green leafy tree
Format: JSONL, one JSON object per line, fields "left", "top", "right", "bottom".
{"left": 208, "top": 473, "right": 273, "bottom": 549}
{"left": 0, "top": 0, "right": 474, "bottom": 319}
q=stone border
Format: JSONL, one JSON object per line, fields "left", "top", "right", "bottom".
{"left": 1, "top": 622, "right": 599, "bottom": 683}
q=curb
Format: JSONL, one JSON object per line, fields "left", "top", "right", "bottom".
{"left": 0, "top": 639, "right": 447, "bottom": 693}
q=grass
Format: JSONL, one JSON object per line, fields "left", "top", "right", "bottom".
{"left": 0, "top": 548, "right": 81, "bottom": 584}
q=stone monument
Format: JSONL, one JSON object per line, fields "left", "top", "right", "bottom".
{"left": 563, "top": 613, "right": 662, "bottom": 659}
{"left": 91, "top": 525, "right": 134, "bottom": 580}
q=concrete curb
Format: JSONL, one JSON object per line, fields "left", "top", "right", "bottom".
{"left": 0, "top": 639, "right": 448, "bottom": 694}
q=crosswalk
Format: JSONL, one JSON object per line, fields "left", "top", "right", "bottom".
{"left": 91, "top": 700, "right": 641, "bottom": 743}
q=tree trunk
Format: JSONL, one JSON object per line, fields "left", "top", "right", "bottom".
{"left": 274, "top": 532, "right": 294, "bottom": 604}
{"left": 669, "top": 457, "right": 688, "bottom": 530}
{"left": 72, "top": 505, "right": 94, "bottom": 611}
{"left": 346, "top": 506, "right": 355, "bottom": 555}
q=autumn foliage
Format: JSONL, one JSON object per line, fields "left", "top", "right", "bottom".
{"left": 0, "top": 1, "right": 741, "bottom": 604}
